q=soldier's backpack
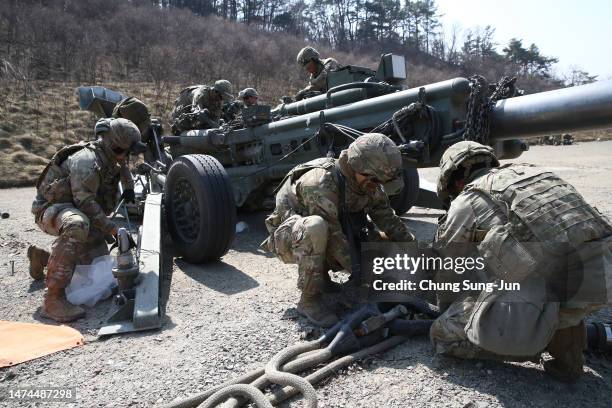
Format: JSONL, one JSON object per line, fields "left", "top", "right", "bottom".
{"left": 467, "top": 164, "right": 612, "bottom": 284}
{"left": 35, "top": 142, "right": 93, "bottom": 205}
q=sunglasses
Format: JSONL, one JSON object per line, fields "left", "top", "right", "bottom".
{"left": 361, "top": 173, "right": 383, "bottom": 184}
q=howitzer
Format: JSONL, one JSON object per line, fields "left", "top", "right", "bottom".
{"left": 78, "top": 58, "right": 612, "bottom": 267}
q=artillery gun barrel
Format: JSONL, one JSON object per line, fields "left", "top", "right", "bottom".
{"left": 490, "top": 79, "right": 612, "bottom": 140}
{"left": 250, "top": 78, "right": 470, "bottom": 143}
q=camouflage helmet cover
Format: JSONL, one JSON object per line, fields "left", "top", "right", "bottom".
{"left": 436, "top": 141, "right": 500, "bottom": 202}
{"left": 347, "top": 133, "right": 404, "bottom": 193}
{"left": 111, "top": 97, "right": 151, "bottom": 135}
{"left": 238, "top": 88, "right": 259, "bottom": 99}
{"left": 296, "top": 46, "right": 320, "bottom": 66}
{"left": 95, "top": 118, "right": 144, "bottom": 154}
{"left": 213, "top": 80, "right": 234, "bottom": 101}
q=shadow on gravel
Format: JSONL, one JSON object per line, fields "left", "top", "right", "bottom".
{"left": 176, "top": 259, "right": 259, "bottom": 295}
{"left": 27, "top": 280, "right": 45, "bottom": 292}
{"left": 377, "top": 344, "right": 612, "bottom": 408}
{"left": 403, "top": 218, "right": 438, "bottom": 240}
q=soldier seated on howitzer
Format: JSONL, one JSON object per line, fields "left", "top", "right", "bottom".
{"left": 27, "top": 118, "right": 145, "bottom": 323}
{"left": 170, "top": 80, "right": 234, "bottom": 135}
{"left": 262, "top": 134, "right": 415, "bottom": 327}
{"left": 431, "top": 141, "right": 612, "bottom": 383}
{"left": 222, "top": 87, "right": 260, "bottom": 123}
{"left": 294, "top": 46, "right": 339, "bottom": 101}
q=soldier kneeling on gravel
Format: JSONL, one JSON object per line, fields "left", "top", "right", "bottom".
{"left": 431, "top": 141, "right": 612, "bottom": 382}
{"left": 28, "top": 118, "right": 145, "bottom": 322}
{"left": 262, "top": 134, "right": 415, "bottom": 327}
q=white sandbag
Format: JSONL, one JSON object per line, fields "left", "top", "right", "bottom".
{"left": 66, "top": 255, "right": 117, "bottom": 307}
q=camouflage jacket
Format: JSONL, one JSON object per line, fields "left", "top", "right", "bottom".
{"left": 302, "top": 58, "right": 339, "bottom": 94}
{"left": 266, "top": 155, "right": 414, "bottom": 250}
{"left": 191, "top": 86, "right": 223, "bottom": 122}
{"left": 32, "top": 142, "right": 125, "bottom": 234}
{"left": 170, "top": 85, "right": 222, "bottom": 134}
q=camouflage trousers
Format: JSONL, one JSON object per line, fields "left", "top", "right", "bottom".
{"left": 36, "top": 203, "right": 109, "bottom": 289}
{"left": 267, "top": 215, "right": 351, "bottom": 296}
{"left": 430, "top": 276, "right": 591, "bottom": 360}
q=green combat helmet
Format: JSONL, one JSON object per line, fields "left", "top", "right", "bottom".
{"left": 112, "top": 97, "right": 151, "bottom": 139}
{"left": 238, "top": 88, "right": 259, "bottom": 99}
{"left": 214, "top": 80, "right": 234, "bottom": 101}
{"left": 296, "top": 46, "right": 320, "bottom": 66}
{"left": 347, "top": 133, "right": 404, "bottom": 194}
{"left": 436, "top": 140, "right": 499, "bottom": 203}
{"left": 95, "top": 118, "right": 146, "bottom": 156}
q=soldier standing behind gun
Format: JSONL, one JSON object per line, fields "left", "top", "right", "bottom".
{"left": 223, "top": 88, "right": 260, "bottom": 123}
{"left": 170, "top": 80, "right": 233, "bottom": 135}
{"left": 430, "top": 141, "right": 612, "bottom": 382}
{"left": 262, "top": 134, "right": 415, "bottom": 327}
{"left": 28, "top": 118, "right": 144, "bottom": 322}
{"left": 294, "top": 47, "right": 339, "bottom": 101}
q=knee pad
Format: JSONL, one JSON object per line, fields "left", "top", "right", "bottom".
{"left": 296, "top": 216, "right": 329, "bottom": 254}
{"left": 61, "top": 221, "right": 89, "bottom": 242}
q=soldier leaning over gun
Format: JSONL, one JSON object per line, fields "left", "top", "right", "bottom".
{"left": 28, "top": 118, "right": 145, "bottom": 323}
{"left": 295, "top": 46, "right": 339, "bottom": 101}
{"left": 430, "top": 141, "right": 612, "bottom": 382}
{"left": 170, "top": 80, "right": 233, "bottom": 135}
{"left": 263, "top": 134, "right": 415, "bottom": 327}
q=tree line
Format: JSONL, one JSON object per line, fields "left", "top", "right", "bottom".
{"left": 0, "top": 0, "right": 597, "bottom": 101}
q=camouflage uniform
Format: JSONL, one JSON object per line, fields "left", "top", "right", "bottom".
{"left": 295, "top": 47, "right": 339, "bottom": 100}
{"left": 170, "top": 80, "right": 233, "bottom": 135}
{"left": 431, "top": 141, "right": 612, "bottom": 382}
{"left": 263, "top": 134, "right": 414, "bottom": 326}
{"left": 31, "top": 118, "right": 142, "bottom": 322}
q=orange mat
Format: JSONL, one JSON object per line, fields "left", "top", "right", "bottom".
{"left": 0, "top": 321, "right": 84, "bottom": 367}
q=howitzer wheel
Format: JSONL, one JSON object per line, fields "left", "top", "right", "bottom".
{"left": 164, "top": 154, "right": 236, "bottom": 263}
{"left": 389, "top": 167, "right": 419, "bottom": 216}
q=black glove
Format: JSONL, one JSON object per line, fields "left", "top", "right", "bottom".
{"left": 121, "top": 189, "right": 135, "bottom": 203}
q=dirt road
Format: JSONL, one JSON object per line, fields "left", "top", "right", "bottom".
{"left": 1, "top": 141, "right": 611, "bottom": 407}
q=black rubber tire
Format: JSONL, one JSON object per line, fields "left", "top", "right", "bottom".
{"left": 389, "top": 167, "right": 420, "bottom": 216}
{"left": 164, "top": 154, "right": 236, "bottom": 263}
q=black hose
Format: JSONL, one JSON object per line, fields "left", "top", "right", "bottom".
{"left": 387, "top": 319, "right": 433, "bottom": 336}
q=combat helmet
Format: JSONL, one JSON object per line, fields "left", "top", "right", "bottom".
{"left": 238, "top": 88, "right": 259, "bottom": 99}
{"left": 95, "top": 118, "right": 145, "bottom": 157}
{"left": 296, "top": 47, "right": 320, "bottom": 66}
{"left": 213, "top": 80, "right": 234, "bottom": 101}
{"left": 112, "top": 97, "right": 151, "bottom": 136}
{"left": 347, "top": 133, "right": 404, "bottom": 194}
{"left": 437, "top": 141, "right": 499, "bottom": 203}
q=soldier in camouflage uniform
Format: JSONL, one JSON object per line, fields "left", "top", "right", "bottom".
{"left": 295, "top": 47, "right": 339, "bottom": 101}
{"left": 431, "top": 141, "right": 612, "bottom": 382}
{"left": 263, "top": 134, "right": 415, "bottom": 327}
{"left": 30, "top": 118, "right": 143, "bottom": 322}
{"left": 222, "top": 88, "right": 260, "bottom": 123}
{"left": 238, "top": 88, "right": 259, "bottom": 107}
{"left": 27, "top": 100, "right": 150, "bottom": 281}
{"left": 170, "top": 80, "right": 233, "bottom": 135}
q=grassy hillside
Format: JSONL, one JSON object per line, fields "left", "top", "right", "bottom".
{"left": 0, "top": 2, "right": 610, "bottom": 188}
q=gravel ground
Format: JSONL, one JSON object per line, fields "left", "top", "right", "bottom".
{"left": 1, "top": 141, "right": 611, "bottom": 407}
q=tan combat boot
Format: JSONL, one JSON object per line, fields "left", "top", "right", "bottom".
{"left": 543, "top": 321, "right": 587, "bottom": 383}
{"left": 27, "top": 245, "right": 50, "bottom": 281}
{"left": 296, "top": 255, "right": 339, "bottom": 328}
{"left": 41, "top": 287, "right": 85, "bottom": 323}
{"left": 297, "top": 293, "right": 339, "bottom": 328}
